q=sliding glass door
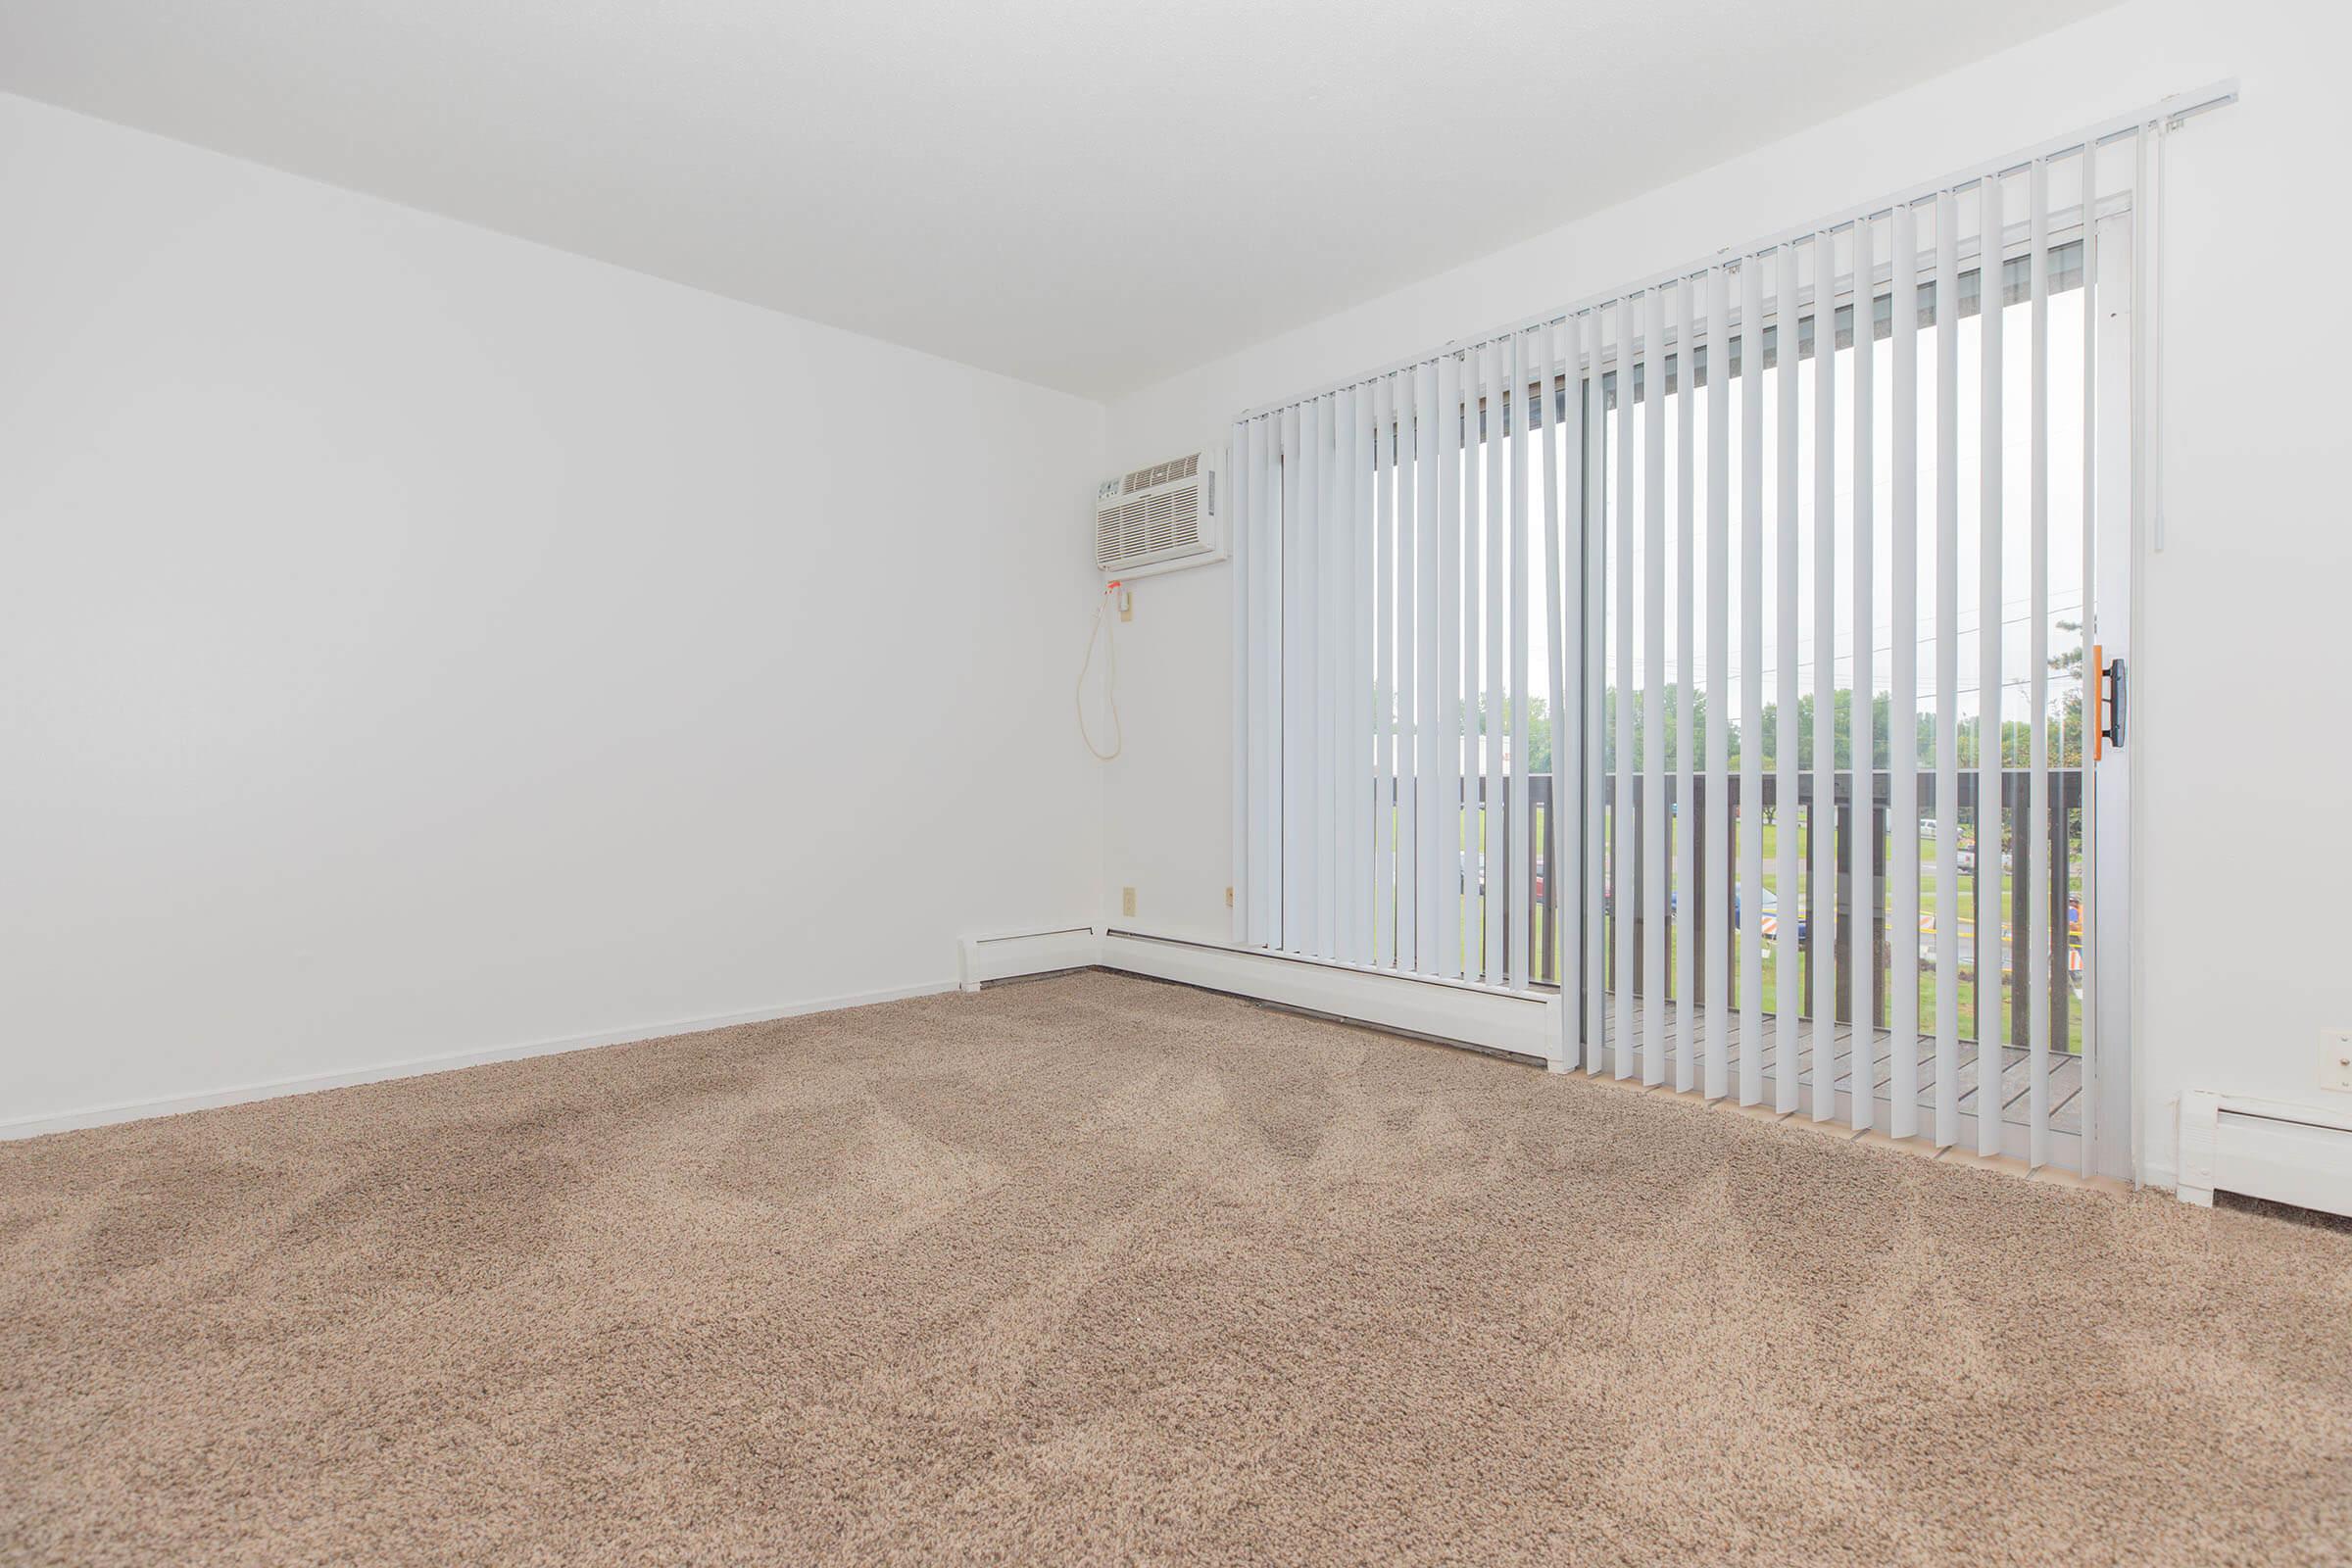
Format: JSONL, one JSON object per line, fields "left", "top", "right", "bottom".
{"left": 1230, "top": 122, "right": 2160, "bottom": 1180}
{"left": 1571, "top": 172, "right": 2133, "bottom": 1176}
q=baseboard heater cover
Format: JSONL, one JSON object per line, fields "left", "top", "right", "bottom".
{"left": 956, "top": 926, "right": 1102, "bottom": 991}
{"left": 1097, "top": 928, "right": 1567, "bottom": 1068}
{"left": 956, "top": 925, "right": 1567, "bottom": 1068}
{"left": 2177, "top": 1091, "right": 2352, "bottom": 1217}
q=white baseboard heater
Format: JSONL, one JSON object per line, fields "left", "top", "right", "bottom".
{"left": 957, "top": 926, "right": 1102, "bottom": 991}
{"left": 2177, "top": 1091, "right": 2352, "bottom": 1218}
{"left": 957, "top": 925, "right": 1567, "bottom": 1069}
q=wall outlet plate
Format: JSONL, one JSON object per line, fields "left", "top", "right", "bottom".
{"left": 1121, "top": 886, "right": 1137, "bottom": 917}
{"left": 2324, "top": 1029, "right": 2352, "bottom": 1093}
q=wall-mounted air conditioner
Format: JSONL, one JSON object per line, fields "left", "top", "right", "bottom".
{"left": 1096, "top": 449, "right": 1223, "bottom": 577}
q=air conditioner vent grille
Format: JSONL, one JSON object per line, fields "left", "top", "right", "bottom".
{"left": 1098, "top": 487, "right": 1200, "bottom": 567}
{"left": 1122, "top": 452, "right": 1200, "bottom": 494}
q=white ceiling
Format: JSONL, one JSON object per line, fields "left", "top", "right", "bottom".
{"left": 0, "top": 0, "right": 2116, "bottom": 399}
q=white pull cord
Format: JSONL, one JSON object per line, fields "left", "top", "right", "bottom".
{"left": 1077, "top": 581, "right": 1123, "bottom": 761}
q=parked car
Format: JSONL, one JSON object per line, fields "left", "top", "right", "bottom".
{"left": 1730, "top": 886, "right": 1807, "bottom": 945}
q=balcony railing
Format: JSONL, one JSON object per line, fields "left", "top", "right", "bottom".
{"left": 1449, "top": 767, "right": 2082, "bottom": 1052}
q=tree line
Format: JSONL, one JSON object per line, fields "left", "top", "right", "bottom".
{"left": 1468, "top": 679, "right": 2085, "bottom": 775}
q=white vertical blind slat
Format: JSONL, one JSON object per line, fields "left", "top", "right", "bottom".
{"left": 1485, "top": 339, "right": 1509, "bottom": 985}
{"left": 1560, "top": 320, "right": 1590, "bottom": 1066}
{"left": 1463, "top": 351, "right": 1486, "bottom": 981}
{"left": 1336, "top": 392, "right": 1354, "bottom": 963}
{"left": 1416, "top": 363, "right": 1445, "bottom": 973}
{"left": 1240, "top": 417, "right": 1263, "bottom": 947}
{"left": 1614, "top": 300, "right": 1638, "bottom": 1080}
{"left": 1674, "top": 280, "right": 1697, "bottom": 1091}
{"left": 1849, "top": 218, "right": 1878, "bottom": 1130}
{"left": 1282, "top": 404, "right": 1306, "bottom": 955}
{"left": 1584, "top": 310, "right": 1608, "bottom": 1074}
{"left": 1359, "top": 391, "right": 1375, "bottom": 964}
{"left": 1436, "top": 355, "right": 1465, "bottom": 979}
{"left": 1704, "top": 267, "right": 1733, "bottom": 1102}
{"left": 1302, "top": 398, "right": 1327, "bottom": 956}
{"left": 2029, "top": 158, "right": 2053, "bottom": 1168}
{"left": 1977, "top": 174, "right": 2005, "bottom": 1159}
{"left": 1231, "top": 419, "right": 1250, "bottom": 945}
{"left": 1373, "top": 381, "right": 1396, "bottom": 966}
{"left": 1934, "top": 192, "right": 1963, "bottom": 1150}
{"left": 1810, "top": 230, "right": 1838, "bottom": 1123}
{"left": 1270, "top": 414, "right": 1289, "bottom": 945}
{"left": 1394, "top": 374, "right": 1419, "bottom": 971}
{"left": 1888, "top": 202, "right": 1922, "bottom": 1143}
{"left": 1236, "top": 416, "right": 1253, "bottom": 947}
{"left": 2077, "top": 144, "right": 2100, "bottom": 1179}
{"left": 1349, "top": 389, "right": 1368, "bottom": 960}
{"left": 1337, "top": 392, "right": 1356, "bottom": 959}
{"left": 1508, "top": 331, "right": 1534, "bottom": 990}
{"left": 1345, "top": 390, "right": 1364, "bottom": 958}
{"left": 1642, "top": 290, "right": 1668, "bottom": 1085}
{"left": 1338, "top": 389, "right": 1358, "bottom": 964}
{"left": 1739, "top": 260, "right": 1767, "bottom": 1107}
{"left": 1774, "top": 247, "right": 1802, "bottom": 1116}
{"left": 1539, "top": 324, "right": 1569, "bottom": 1013}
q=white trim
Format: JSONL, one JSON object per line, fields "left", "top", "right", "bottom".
{"left": 0, "top": 981, "right": 959, "bottom": 1143}
{"left": 956, "top": 925, "right": 1103, "bottom": 990}
{"left": 1100, "top": 926, "right": 1566, "bottom": 1068}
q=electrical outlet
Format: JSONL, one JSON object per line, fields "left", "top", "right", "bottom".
{"left": 2323, "top": 1029, "right": 2352, "bottom": 1093}
{"left": 1225, "top": 886, "right": 1234, "bottom": 907}
{"left": 1117, "top": 589, "right": 1134, "bottom": 623}
{"left": 1121, "top": 886, "right": 1137, "bottom": 917}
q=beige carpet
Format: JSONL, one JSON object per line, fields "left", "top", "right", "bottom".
{"left": 3, "top": 973, "right": 2348, "bottom": 1566}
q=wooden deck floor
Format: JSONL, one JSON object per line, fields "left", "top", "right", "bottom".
{"left": 1593, "top": 997, "right": 2084, "bottom": 1135}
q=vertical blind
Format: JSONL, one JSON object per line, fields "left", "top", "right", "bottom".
{"left": 1231, "top": 90, "right": 2229, "bottom": 1176}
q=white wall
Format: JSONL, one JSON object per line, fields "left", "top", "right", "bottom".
{"left": 0, "top": 93, "right": 1105, "bottom": 1130}
{"left": 1101, "top": 0, "right": 2352, "bottom": 1187}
